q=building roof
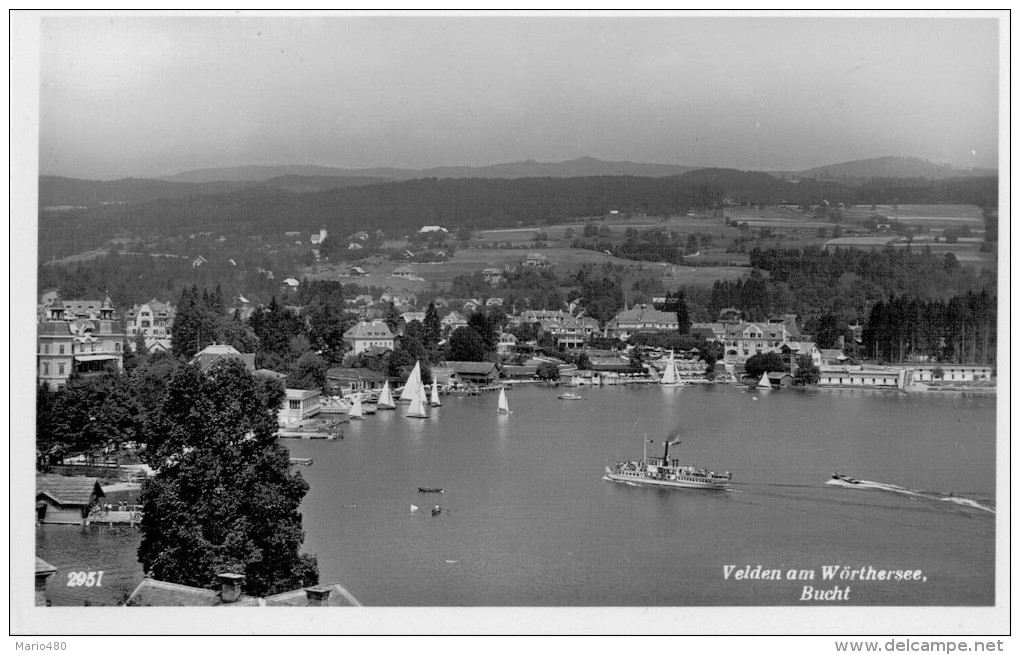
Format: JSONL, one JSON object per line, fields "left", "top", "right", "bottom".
{"left": 36, "top": 475, "right": 104, "bottom": 506}
{"left": 252, "top": 368, "right": 288, "bottom": 381}
{"left": 126, "top": 579, "right": 236, "bottom": 607}
{"left": 36, "top": 557, "right": 57, "bottom": 576}
{"left": 400, "top": 312, "right": 426, "bottom": 324}
{"left": 326, "top": 367, "right": 389, "bottom": 382}
{"left": 126, "top": 300, "right": 175, "bottom": 319}
{"left": 445, "top": 361, "right": 499, "bottom": 375}
{"left": 236, "top": 583, "right": 362, "bottom": 607}
{"left": 610, "top": 304, "right": 679, "bottom": 327}
{"left": 343, "top": 320, "right": 394, "bottom": 340}
{"left": 190, "top": 344, "right": 257, "bottom": 373}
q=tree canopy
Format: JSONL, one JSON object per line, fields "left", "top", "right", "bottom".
{"left": 137, "top": 360, "right": 318, "bottom": 596}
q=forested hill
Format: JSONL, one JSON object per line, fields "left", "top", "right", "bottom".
{"left": 160, "top": 157, "right": 698, "bottom": 184}
{"left": 674, "top": 168, "right": 997, "bottom": 208}
{"left": 39, "top": 176, "right": 725, "bottom": 253}
{"left": 39, "top": 174, "right": 391, "bottom": 206}
{"left": 798, "top": 156, "right": 997, "bottom": 183}
{"left": 39, "top": 176, "right": 255, "bottom": 206}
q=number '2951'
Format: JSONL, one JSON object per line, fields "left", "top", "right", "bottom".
{"left": 66, "top": 571, "right": 104, "bottom": 587}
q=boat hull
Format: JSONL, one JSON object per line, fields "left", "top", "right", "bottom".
{"left": 604, "top": 468, "right": 729, "bottom": 490}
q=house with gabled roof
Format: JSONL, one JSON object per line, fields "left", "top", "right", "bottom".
{"left": 343, "top": 320, "right": 395, "bottom": 355}
{"left": 605, "top": 304, "right": 679, "bottom": 340}
{"left": 36, "top": 475, "right": 105, "bottom": 524}
{"left": 441, "top": 311, "right": 468, "bottom": 334}
{"left": 189, "top": 344, "right": 256, "bottom": 373}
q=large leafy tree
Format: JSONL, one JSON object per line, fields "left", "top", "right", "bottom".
{"left": 138, "top": 360, "right": 318, "bottom": 596}
{"left": 743, "top": 352, "right": 786, "bottom": 380}
{"left": 449, "top": 326, "right": 487, "bottom": 362}
{"left": 50, "top": 373, "right": 141, "bottom": 465}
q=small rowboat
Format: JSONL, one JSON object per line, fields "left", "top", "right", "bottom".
{"left": 418, "top": 487, "right": 445, "bottom": 494}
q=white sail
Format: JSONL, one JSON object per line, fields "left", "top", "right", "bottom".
{"left": 757, "top": 372, "right": 772, "bottom": 389}
{"left": 400, "top": 362, "right": 422, "bottom": 402}
{"left": 377, "top": 381, "right": 395, "bottom": 409}
{"left": 429, "top": 379, "right": 441, "bottom": 407}
{"left": 497, "top": 387, "right": 510, "bottom": 414}
{"left": 350, "top": 394, "right": 364, "bottom": 419}
{"left": 659, "top": 350, "right": 678, "bottom": 385}
{"left": 406, "top": 376, "right": 428, "bottom": 418}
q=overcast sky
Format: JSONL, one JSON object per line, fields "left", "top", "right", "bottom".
{"left": 37, "top": 14, "right": 1001, "bottom": 180}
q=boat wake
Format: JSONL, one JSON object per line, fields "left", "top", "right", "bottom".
{"left": 826, "top": 478, "right": 995, "bottom": 513}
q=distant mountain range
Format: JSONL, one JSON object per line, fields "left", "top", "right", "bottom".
{"left": 39, "top": 156, "right": 997, "bottom": 207}
{"left": 792, "top": 156, "right": 996, "bottom": 182}
{"left": 160, "top": 157, "right": 699, "bottom": 184}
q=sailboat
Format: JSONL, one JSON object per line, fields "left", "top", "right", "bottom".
{"left": 757, "top": 372, "right": 772, "bottom": 390}
{"left": 658, "top": 350, "right": 684, "bottom": 387}
{"left": 399, "top": 361, "right": 422, "bottom": 403}
{"left": 406, "top": 374, "right": 428, "bottom": 419}
{"left": 429, "top": 379, "right": 442, "bottom": 408}
{"left": 349, "top": 394, "right": 365, "bottom": 420}
{"left": 496, "top": 387, "right": 511, "bottom": 414}
{"left": 377, "top": 381, "right": 396, "bottom": 410}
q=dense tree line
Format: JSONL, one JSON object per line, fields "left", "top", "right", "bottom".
{"left": 862, "top": 291, "right": 996, "bottom": 365}
{"left": 748, "top": 246, "right": 990, "bottom": 301}
{"left": 40, "top": 177, "right": 725, "bottom": 254}
{"left": 571, "top": 227, "right": 686, "bottom": 264}
{"left": 707, "top": 271, "right": 772, "bottom": 322}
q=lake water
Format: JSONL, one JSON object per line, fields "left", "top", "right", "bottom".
{"left": 36, "top": 384, "right": 996, "bottom": 606}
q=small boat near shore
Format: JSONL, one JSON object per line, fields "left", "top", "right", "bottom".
{"left": 418, "top": 487, "right": 445, "bottom": 494}
{"left": 557, "top": 392, "right": 584, "bottom": 401}
{"left": 831, "top": 472, "right": 861, "bottom": 484}
{"left": 605, "top": 436, "right": 732, "bottom": 490}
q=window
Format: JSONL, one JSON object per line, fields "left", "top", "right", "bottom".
{"left": 59, "top": 345, "right": 65, "bottom": 355}
{"left": 289, "top": 400, "right": 301, "bottom": 410}
{"left": 115, "top": 342, "right": 121, "bottom": 352}
{"left": 58, "top": 363, "right": 65, "bottom": 375}
{"left": 43, "top": 363, "right": 50, "bottom": 375}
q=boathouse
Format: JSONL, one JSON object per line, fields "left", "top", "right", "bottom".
{"left": 902, "top": 365, "right": 994, "bottom": 383}
{"left": 326, "top": 367, "right": 389, "bottom": 395}
{"left": 36, "top": 475, "right": 105, "bottom": 524}
{"left": 446, "top": 361, "right": 500, "bottom": 385}
{"left": 279, "top": 388, "right": 322, "bottom": 424}
{"left": 818, "top": 366, "right": 906, "bottom": 390}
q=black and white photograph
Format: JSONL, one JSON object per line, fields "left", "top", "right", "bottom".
{"left": 11, "top": 9, "right": 1008, "bottom": 642}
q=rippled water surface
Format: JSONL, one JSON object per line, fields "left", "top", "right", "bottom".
{"left": 38, "top": 384, "right": 996, "bottom": 606}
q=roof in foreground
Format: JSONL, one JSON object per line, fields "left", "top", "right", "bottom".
{"left": 126, "top": 579, "right": 232, "bottom": 606}
{"left": 36, "top": 475, "right": 104, "bottom": 505}
{"left": 237, "top": 583, "right": 362, "bottom": 607}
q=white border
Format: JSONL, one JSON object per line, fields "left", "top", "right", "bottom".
{"left": 8, "top": 10, "right": 1011, "bottom": 639}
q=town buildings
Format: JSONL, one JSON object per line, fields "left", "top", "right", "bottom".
{"left": 343, "top": 320, "right": 395, "bottom": 355}
{"left": 604, "top": 304, "right": 679, "bottom": 340}
{"left": 189, "top": 344, "right": 256, "bottom": 373}
{"left": 124, "top": 299, "right": 175, "bottom": 353}
{"left": 37, "top": 295, "right": 125, "bottom": 390}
